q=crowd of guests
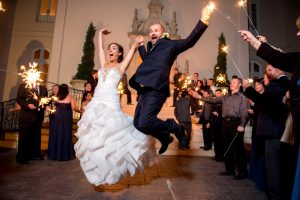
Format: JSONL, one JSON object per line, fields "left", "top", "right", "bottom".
{"left": 172, "top": 61, "right": 298, "bottom": 199}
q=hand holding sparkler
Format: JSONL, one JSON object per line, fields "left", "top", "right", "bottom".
{"left": 99, "top": 28, "right": 111, "bottom": 35}
{"left": 239, "top": 30, "right": 262, "bottom": 50}
{"left": 242, "top": 79, "right": 251, "bottom": 89}
{"left": 190, "top": 90, "right": 201, "bottom": 99}
{"left": 201, "top": 2, "right": 215, "bottom": 24}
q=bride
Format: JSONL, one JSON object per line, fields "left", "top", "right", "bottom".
{"left": 74, "top": 28, "right": 157, "bottom": 186}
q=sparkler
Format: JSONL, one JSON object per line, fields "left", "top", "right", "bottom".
{"left": 201, "top": 2, "right": 216, "bottom": 24}
{"left": 221, "top": 45, "right": 245, "bottom": 80}
{"left": 18, "top": 62, "right": 43, "bottom": 89}
{"left": 237, "top": 0, "right": 259, "bottom": 36}
{"left": 214, "top": 6, "right": 240, "bottom": 30}
{"left": 222, "top": 88, "right": 228, "bottom": 95}
{"left": 0, "top": 1, "right": 6, "bottom": 12}
{"left": 216, "top": 73, "right": 227, "bottom": 85}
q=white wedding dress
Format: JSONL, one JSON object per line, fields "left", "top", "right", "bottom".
{"left": 74, "top": 67, "right": 156, "bottom": 186}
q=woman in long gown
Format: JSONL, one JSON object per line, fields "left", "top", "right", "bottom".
{"left": 74, "top": 29, "right": 157, "bottom": 186}
{"left": 48, "top": 84, "right": 81, "bottom": 161}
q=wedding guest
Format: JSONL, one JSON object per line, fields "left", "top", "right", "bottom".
{"left": 192, "top": 77, "right": 248, "bottom": 180}
{"left": 174, "top": 90, "right": 191, "bottom": 149}
{"left": 200, "top": 89, "right": 213, "bottom": 151}
{"left": 32, "top": 84, "right": 48, "bottom": 160}
{"left": 211, "top": 89, "right": 223, "bottom": 161}
{"left": 81, "top": 91, "right": 93, "bottom": 113}
{"left": 88, "top": 69, "right": 98, "bottom": 92}
{"left": 243, "top": 65, "right": 290, "bottom": 199}
{"left": 208, "top": 78, "right": 217, "bottom": 95}
{"left": 247, "top": 78, "right": 267, "bottom": 192}
{"left": 240, "top": 18, "right": 300, "bottom": 198}
{"left": 84, "top": 82, "right": 92, "bottom": 92}
{"left": 47, "top": 84, "right": 81, "bottom": 161}
{"left": 172, "top": 68, "right": 182, "bottom": 107}
{"left": 16, "top": 83, "right": 39, "bottom": 164}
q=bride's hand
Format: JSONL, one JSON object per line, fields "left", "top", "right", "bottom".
{"left": 132, "top": 35, "right": 144, "bottom": 48}
{"left": 99, "top": 28, "right": 111, "bottom": 35}
{"left": 135, "top": 35, "right": 144, "bottom": 45}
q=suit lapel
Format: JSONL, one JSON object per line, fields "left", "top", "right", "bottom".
{"left": 147, "top": 39, "right": 163, "bottom": 54}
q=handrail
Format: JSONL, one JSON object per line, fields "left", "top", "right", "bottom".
{"left": 0, "top": 87, "right": 84, "bottom": 136}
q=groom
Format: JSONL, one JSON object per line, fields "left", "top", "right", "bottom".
{"left": 130, "top": 6, "right": 210, "bottom": 154}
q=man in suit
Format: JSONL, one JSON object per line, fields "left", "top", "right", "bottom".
{"left": 200, "top": 89, "right": 213, "bottom": 151}
{"left": 171, "top": 68, "right": 182, "bottom": 107}
{"left": 174, "top": 90, "right": 192, "bottom": 149}
{"left": 211, "top": 89, "right": 223, "bottom": 161}
{"left": 130, "top": 6, "right": 210, "bottom": 154}
{"left": 32, "top": 84, "right": 48, "bottom": 160}
{"left": 16, "top": 83, "right": 39, "bottom": 164}
{"left": 243, "top": 64, "right": 290, "bottom": 199}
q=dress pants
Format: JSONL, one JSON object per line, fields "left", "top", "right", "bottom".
{"left": 202, "top": 120, "right": 212, "bottom": 149}
{"left": 212, "top": 119, "right": 223, "bottom": 159}
{"left": 221, "top": 118, "right": 247, "bottom": 175}
{"left": 134, "top": 90, "right": 180, "bottom": 142}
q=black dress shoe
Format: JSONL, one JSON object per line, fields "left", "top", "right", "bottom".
{"left": 233, "top": 173, "right": 248, "bottom": 180}
{"left": 32, "top": 157, "right": 44, "bottom": 160}
{"left": 203, "top": 146, "right": 211, "bottom": 151}
{"left": 218, "top": 171, "right": 235, "bottom": 176}
{"left": 16, "top": 160, "right": 30, "bottom": 165}
{"left": 159, "top": 136, "right": 174, "bottom": 154}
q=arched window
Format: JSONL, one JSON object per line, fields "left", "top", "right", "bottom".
{"left": 32, "top": 48, "right": 50, "bottom": 84}
{"left": 249, "top": 61, "right": 263, "bottom": 79}
{"left": 37, "top": 0, "right": 58, "bottom": 22}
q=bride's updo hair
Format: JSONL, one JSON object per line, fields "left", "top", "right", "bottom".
{"left": 108, "top": 43, "right": 124, "bottom": 63}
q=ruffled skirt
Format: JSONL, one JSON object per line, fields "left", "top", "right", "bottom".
{"left": 74, "top": 97, "right": 156, "bottom": 186}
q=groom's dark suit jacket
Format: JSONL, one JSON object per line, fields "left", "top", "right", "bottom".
{"left": 130, "top": 20, "right": 208, "bottom": 95}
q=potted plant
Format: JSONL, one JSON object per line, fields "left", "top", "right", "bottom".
{"left": 70, "top": 22, "right": 96, "bottom": 90}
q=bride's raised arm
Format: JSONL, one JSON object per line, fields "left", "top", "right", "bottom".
{"left": 119, "top": 35, "right": 143, "bottom": 74}
{"left": 98, "top": 28, "right": 111, "bottom": 68}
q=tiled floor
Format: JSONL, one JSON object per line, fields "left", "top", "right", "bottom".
{"left": 0, "top": 148, "right": 267, "bottom": 200}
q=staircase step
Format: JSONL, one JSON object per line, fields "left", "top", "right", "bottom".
{"left": 0, "top": 97, "right": 252, "bottom": 157}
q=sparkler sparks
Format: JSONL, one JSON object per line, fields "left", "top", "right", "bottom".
{"left": 216, "top": 73, "right": 227, "bottom": 84}
{"left": 221, "top": 45, "right": 229, "bottom": 54}
{"left": 237, "top": 0, "right": 259, "bottom": 36}
{"left": 237, "top": 0, "right": 247, "bottom": 7}
{"left": 0, "top": 1, "right": 6, "bottom": 12}
{"left": 18, "top": 62, "right": 43, "bottom": 89}
{"left": 207, "top": 2, "right": 215, "bottom": 13}
{"left": 222, "top": 88, "right": 228, "bottom": 95}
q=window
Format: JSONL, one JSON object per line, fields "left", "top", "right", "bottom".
{"left": 32, "top": 48, "right": 50, "bottom": 83}
{"left": 37, "top": 0, "right": 57, "bottom": 22}
{"left": 248, "top": 1, "right": 260, "bottom": 35}
{"left": 249, "top": 61, "right": 263, "bottom": 78}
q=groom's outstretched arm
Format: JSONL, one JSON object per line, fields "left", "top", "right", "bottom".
{"left": 173, "top": 5, "right": 212, "bottom": 54}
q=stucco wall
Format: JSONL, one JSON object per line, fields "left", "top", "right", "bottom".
{"left": 2, "top": 0, "right": 54, "bottom": 101}
{"left": 49, "top": 0, "right": 249, "bottom": 90}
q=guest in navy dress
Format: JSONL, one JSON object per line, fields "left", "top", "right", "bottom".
{"left": 47, "top": 84, "right": 81, "bottom": 161}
